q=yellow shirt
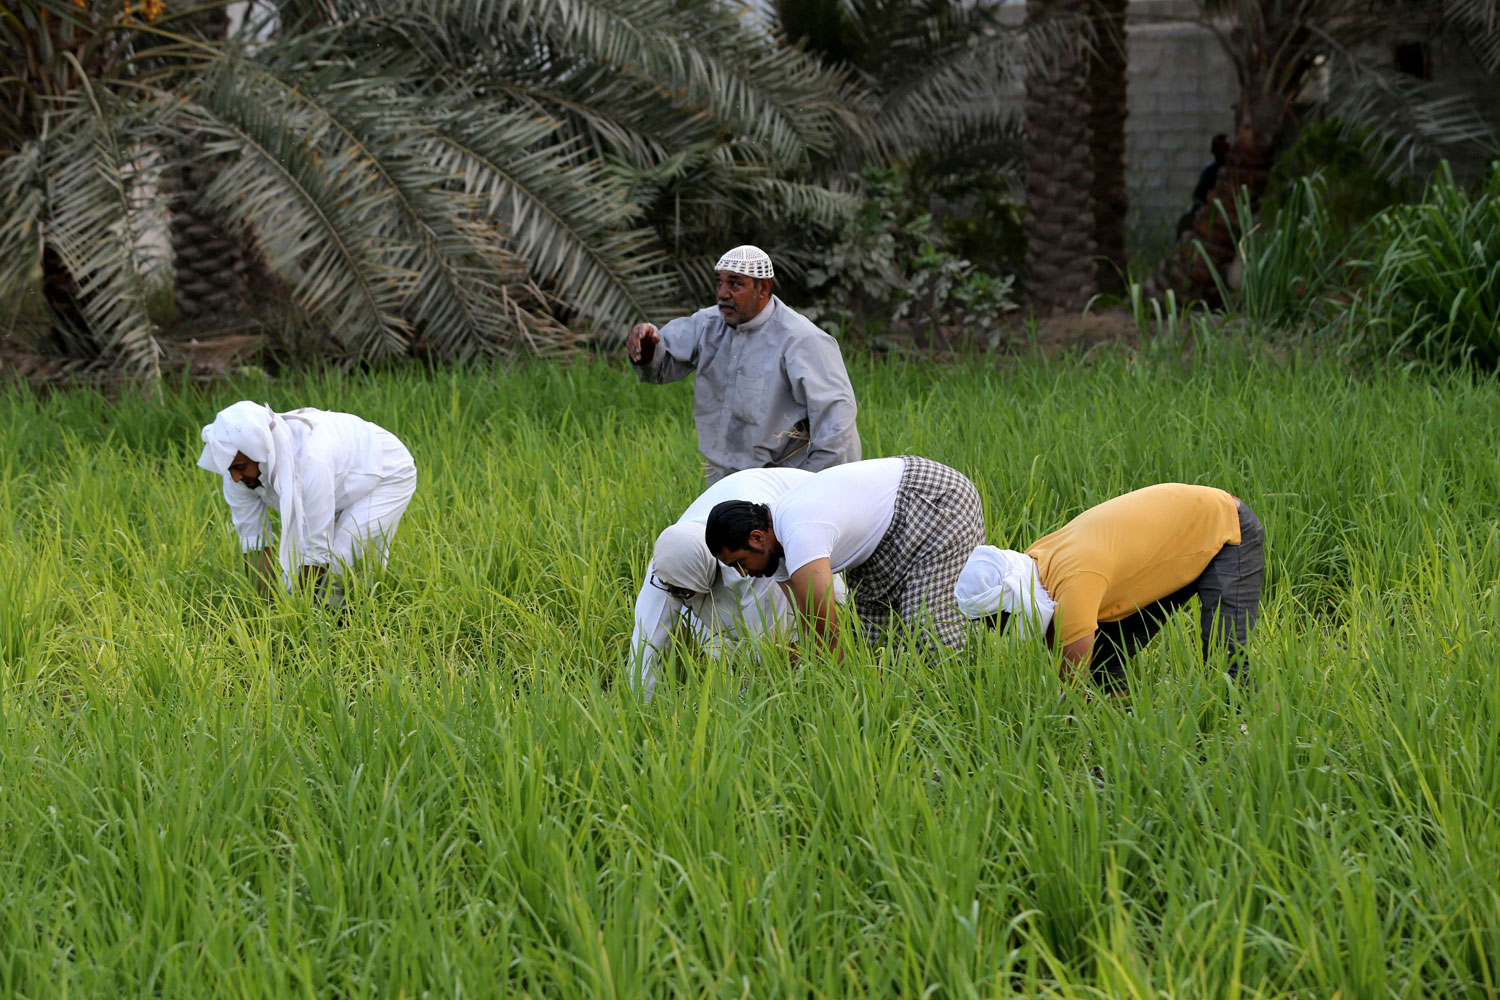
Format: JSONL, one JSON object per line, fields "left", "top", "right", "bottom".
{"left": 1026, "top": 484, "right": 1241, "bottom": 648}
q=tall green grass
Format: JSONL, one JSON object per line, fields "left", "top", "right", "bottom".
{"left": 1353, "top": 163, "right": 1500, "bottom": 368}
{"left": 2, "top": 350, "right": 1498, "bottom": 997}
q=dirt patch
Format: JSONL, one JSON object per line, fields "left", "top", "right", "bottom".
{"left": 856, "top": 305, "right": 1145, "bottom": 360}
{"left": 1022, "top": 307, "right": 1143, "bottom": 356}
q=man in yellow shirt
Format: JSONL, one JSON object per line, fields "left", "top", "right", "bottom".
{"left": 954, "top": 484, "right": 1265, "bottom": 690}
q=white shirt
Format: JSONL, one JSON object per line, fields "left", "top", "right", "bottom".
{"left": 221, "top": 409, "right": 414, "bottom": 566}
{"left": 630, "top": 467, "right": 814, "bottom": 698}
{"left": 770, "top": 457, "right": 905, "bottom": 581}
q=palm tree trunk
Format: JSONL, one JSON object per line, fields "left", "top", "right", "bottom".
{"left": 1025, "top": 0, "right": 1097, "bottom": 313}
{"left": 166, "top": 5, "right": 264, "bottom": 331}
{"left": 1086, "top": 0, "right": 1128, "bottom": 296}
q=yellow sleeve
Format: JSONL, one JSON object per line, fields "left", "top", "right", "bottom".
{"left": 1050, "top": 571, "right": 1109, "bottom": 649}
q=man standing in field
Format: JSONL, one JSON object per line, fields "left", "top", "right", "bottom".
{"left": 630, "top": 467, "right": 846, "bottom": 699}
{"left": 625, "top": 244, "right": 861, "bottom": 486}
{"left": 704, "top": 456, "right": 984, "bottom": 658}
{"left": 197, "top": 401, "right": 418, "bottom": 602}
{"left": 954, "top": 483, "right": 1265, "bottom": 691}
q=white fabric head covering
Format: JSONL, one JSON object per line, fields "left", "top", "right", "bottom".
{"left": 653, "top": 521, "right": 719, "bottom": 594}
{"left": 714, "top": 245, "right": 774, "bottom": 280}
{"left": 197, "top": 400, "right": 307, "bottom": 586}
{"left": 954, "top": 545, "right": 1056, "bottom": 640}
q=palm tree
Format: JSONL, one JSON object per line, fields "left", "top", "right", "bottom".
{"left": 1151, "top": 0, "right": 1500, "bottom": 304}
{"left": 2, "top": 0, "right": 868, "bottom": 381}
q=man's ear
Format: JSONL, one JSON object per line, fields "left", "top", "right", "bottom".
{"left": 748, "top": 528, "right": 767, "bottom": 549}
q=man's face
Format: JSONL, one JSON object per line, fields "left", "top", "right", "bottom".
{"left": 982, "top": 611, "right": 1012, "bottom": 633}
{"left": 228, "top": 451, "right": 262, "bottom": 490}
{"left": 714, "top": 531, "right": 781, "bottom": 578}
{"left": 716, "top": 271, "right": 770, "bottom": 327}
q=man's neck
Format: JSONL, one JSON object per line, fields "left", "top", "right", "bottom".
{"left": 733, "top": 296, "right": 776, "bottom": 332}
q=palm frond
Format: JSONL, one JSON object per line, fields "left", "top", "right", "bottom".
{"left": 41, "top": 93, "right": 165, "bottom": 378}
{"left": 424, "top": 105, "right": 678, "bottom": 334}
{"left": 861, "top": 27, "right": 1027, "bottom": 165}
{"left": 1319, "top": 40, "right": 1499, "bottom": 177}
{"left": 183, "top": 55, "right": 416, "bottom": 361}
{"left": 228, "top": 49, "right": 570, "bottom": 359}
{"left": 1442, "top": 0, "right": 1500, "bottom": 71}
{"left": 0, "top": 141, "right": 46, "bottom": 307}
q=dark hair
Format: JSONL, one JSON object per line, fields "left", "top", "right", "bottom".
{"left": 705, "top": 500, "right": 770, "bottom": 553}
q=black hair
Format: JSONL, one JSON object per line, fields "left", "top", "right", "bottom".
{"left": 705, "top": 500, "right": 771, "bottom": 554}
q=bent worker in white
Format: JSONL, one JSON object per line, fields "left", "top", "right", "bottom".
{"left": 197, "top": 401, "right": 418, "bottom": 601}
{"left": 631, "top": 467, "right": 845, "bottom": 700}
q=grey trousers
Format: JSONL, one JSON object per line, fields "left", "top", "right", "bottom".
{"left": 1091, "top": 499, "right": 1265, "bottom": 689}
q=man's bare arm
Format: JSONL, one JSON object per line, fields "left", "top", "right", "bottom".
{"left": 787, "top": 558, "right": 839, "bottom": 659}
{"left": 1059, "top": 633, "right": 1094, "bottom": 685}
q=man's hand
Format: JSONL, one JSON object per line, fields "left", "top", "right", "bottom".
{"left": 626, "top": 323, "right": 659, "bottom": 365}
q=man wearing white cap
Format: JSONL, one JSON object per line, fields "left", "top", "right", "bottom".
{"left": 197, "top": 401, "right": 417, "bottom": 600}
{"left": 630, "top": 466, "right": 846, "bottom": 699}
{"left": 954, "top": 484, "right": 1265, "bottom": 691}
{"left": 626, "top": 245, "right": 861, "bottom": 486}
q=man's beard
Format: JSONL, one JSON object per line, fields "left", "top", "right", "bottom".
{"left": 241, "top": 476, "right": 262, "bottom": 491}
{"left": 749, "top": 545, "right": 780, "bottom": 577}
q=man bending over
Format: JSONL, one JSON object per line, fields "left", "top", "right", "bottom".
{"left": 631, "top": 467, "right": 846, "bottom": 699}
{"left": 954, "top": 483, "right": 1265, "bottom": 691}
{"left": 197, "top": 401, "right": 417, "bottom": 602}
{"left": 705, "top": 456, "right": 983, "bottom": 659}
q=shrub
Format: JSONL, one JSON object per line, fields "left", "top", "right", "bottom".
{"left": 802, "top": 167, "right": 1018, "bottom": 347}
{"left": 1221, "top": 175, "right": 1356, "bottom": 330}
{"left": 1352, "top": 163, "right": 1500, "bottom": 367}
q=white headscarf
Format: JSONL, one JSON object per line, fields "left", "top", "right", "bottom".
{"left": 653, "top": 521, "right": 719, "bottom": 594}
{"left": 954, "top": 545, "right": 1056, "bottom": 640}
{"left": 197, "top": 401, "right": 309, "bottom": 585}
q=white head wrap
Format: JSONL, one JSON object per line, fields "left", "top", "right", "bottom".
{"left": 197, "top": 400, "right": 308, "bottom": 587}
{"left": 714, "top": 245, "right": 774, "bottom": 280}
{"left": 954, "top": 545, "right": 1056, "bottom": 640}
{"left": 652, "top": 521, "right": 719, "bottom": 594}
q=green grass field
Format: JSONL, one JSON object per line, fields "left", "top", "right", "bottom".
{"left": 2, "top": 346, "right": 1498, "bottom": 997}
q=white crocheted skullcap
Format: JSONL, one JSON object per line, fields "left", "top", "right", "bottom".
{"left": 714, "top": 245, "right": 774, "bottom": 280}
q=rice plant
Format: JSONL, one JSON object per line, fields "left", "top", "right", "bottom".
{"left": 1, "top": 348, "right": 1498, "bottom": 996}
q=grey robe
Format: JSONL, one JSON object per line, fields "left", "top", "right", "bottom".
{"left": 634, "top": 296, "right": 861, "bottom": 484}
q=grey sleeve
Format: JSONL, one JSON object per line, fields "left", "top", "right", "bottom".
{"left": 785, "top": 332, "right": 861, "bottom": 471}
{"left": 633, "top": 314, "right": 703, "bottom": 385}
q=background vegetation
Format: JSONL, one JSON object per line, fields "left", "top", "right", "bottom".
{"left": 2, "top": 346, "right": 1499, "bottom": 996}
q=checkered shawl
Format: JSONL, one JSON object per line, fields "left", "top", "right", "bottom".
{"left": 846, "top": 456, "right": 984, "bottom": 651}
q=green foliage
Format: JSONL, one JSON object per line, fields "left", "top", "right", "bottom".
{"left": 1223, "top": 176, "right": 1355, "bottom": 330}
{"left": 803, "top": 167, "right": 1018, "bottom": 344}
{"left": 1, "top": 0, "right": 870, "bottom": 377}
{"left": 1352, "top": 161, "right": 1500, "bottom": 367}
{"left": 3, "top": 352, "right": 1500, "bottom": 993}
{"left": 1262, "top": 119, "right": 1416, "bottom": 238}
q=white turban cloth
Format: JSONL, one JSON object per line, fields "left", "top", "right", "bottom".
{"left": 652, "top": 521, "right": 719, "bottom": 594}
{"left": 197, "top": 400, "right": 308, "bottom": 585}
{"left": 954, "top": 545, "right": 1056, "bottom": 640}
{"left": 714, "top": 245, "right": 774, "bottom": 280}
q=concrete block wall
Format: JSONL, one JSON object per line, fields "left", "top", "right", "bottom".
{"left": 1121, "top": 2, "right": 1238, "bottom": 258}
